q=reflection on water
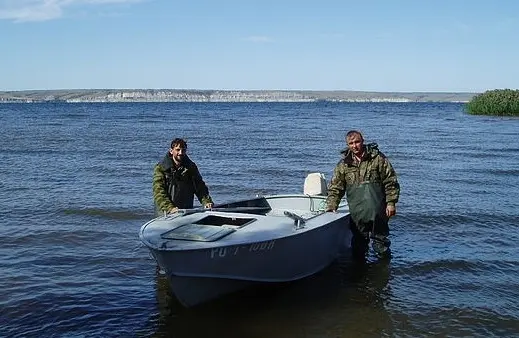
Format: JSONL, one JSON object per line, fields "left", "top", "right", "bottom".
{"left": 152, "top": 257, "right": 392, "bottom": 338}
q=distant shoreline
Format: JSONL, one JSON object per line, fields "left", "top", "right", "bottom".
{"left": 0, "top": 89, "right": 477, "bottom": 103}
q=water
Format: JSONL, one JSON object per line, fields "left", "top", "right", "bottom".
{"left": 1, "top": 102, "right": 518, "bottom": 337}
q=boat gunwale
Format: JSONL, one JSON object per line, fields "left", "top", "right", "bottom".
{"left": 139, "top": 194, "right": 349, "bottom": 251}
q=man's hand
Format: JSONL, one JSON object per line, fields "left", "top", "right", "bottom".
{"left": 204, "top": 203, "right": 214, "bottom": 209}
{"left": 168, "top": 207, "right": 179, "bottom": 214}
{"left": 386, "top": 204, "right": 396, "bottom": 218}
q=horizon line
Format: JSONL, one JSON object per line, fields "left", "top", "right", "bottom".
{"left": 0, "top": 88, "right": 481, "bottom": 94}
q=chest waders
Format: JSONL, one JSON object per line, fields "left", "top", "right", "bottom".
{"left": 346, "top": 181, "right": 385, "bottom": 234}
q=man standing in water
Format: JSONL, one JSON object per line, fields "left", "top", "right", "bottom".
{"left": 326, "top": 130, "right": 400, "bottom": 259}
{"left": 152, "top": 138, "right": 213, "bottom": 215}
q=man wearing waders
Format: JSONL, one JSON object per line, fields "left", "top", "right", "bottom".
{"left": 326, "top": 130, "right": 400, "bottom": 260}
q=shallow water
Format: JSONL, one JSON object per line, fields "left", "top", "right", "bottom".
{"left": 1, "top": 102, "right": 518, "bottom": 337}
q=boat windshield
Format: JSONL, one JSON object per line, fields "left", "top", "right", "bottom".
{"left": 194, "top": 215, "right": 255, "bottom": 227}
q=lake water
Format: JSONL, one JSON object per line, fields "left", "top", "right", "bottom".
{"left": 1, "top": 102, "right": 518, "bottom": 337}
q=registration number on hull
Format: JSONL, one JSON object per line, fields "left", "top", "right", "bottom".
{"left": 210, "top": 240, "right": 276, "bottom": 259}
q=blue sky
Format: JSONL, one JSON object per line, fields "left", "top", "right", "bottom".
{"left": 1, "top": 0, "right": 518, "bottom": 92}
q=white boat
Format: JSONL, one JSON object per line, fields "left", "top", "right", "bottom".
{"left": 139, "top": 173, "right": 351, "bottom": 307}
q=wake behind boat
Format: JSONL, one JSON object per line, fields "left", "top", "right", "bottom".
{"left": 139, "top": 173, "right": 351, "bottom": 307}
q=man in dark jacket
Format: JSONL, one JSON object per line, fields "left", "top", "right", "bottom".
{"left": 326, "top": 130, "right": 400, "bottom": 259}
{"left": 152, "top": 138, "right": 213, "bottom": 215}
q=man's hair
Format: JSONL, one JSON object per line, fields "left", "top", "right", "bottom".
{"left": 170, "top": 138, "right": 187, "bottom": 149}
{"left": 346, "top": 130, "right": 364, "bottom": 140}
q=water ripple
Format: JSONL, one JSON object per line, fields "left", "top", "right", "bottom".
{"left": 2, "top": 102, "right": 519, "bottom": 337}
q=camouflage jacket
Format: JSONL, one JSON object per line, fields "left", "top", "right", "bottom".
{"left": 326, "top": 143, "right": 400, "bottom": 211}
{"left": 152, "top": 154, "right": 213, "bottom": 213}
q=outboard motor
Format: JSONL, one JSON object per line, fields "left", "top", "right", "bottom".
{"left": 303, "top": 172, "right": 328, "bottom": 196}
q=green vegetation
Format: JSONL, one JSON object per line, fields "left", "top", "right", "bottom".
{"left": 466, "top": 89, "right": 519, "bottom": 116}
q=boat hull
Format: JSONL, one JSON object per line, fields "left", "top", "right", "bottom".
{"left": 141, "top": 194, "right": 351, "bottom": 306}
{"left": 167, "top": 275, "right": 256, "bottom": 307}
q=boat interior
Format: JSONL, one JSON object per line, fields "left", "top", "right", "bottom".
{"left": 155, "top": 174, "right": 339, "bottom": 243}
{"left": 158, "top": 195, "right": 334, "bottom": 243}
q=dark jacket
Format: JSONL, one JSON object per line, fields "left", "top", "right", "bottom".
{"left": 152, "top": 153, "right": 213, "bottom": 213}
